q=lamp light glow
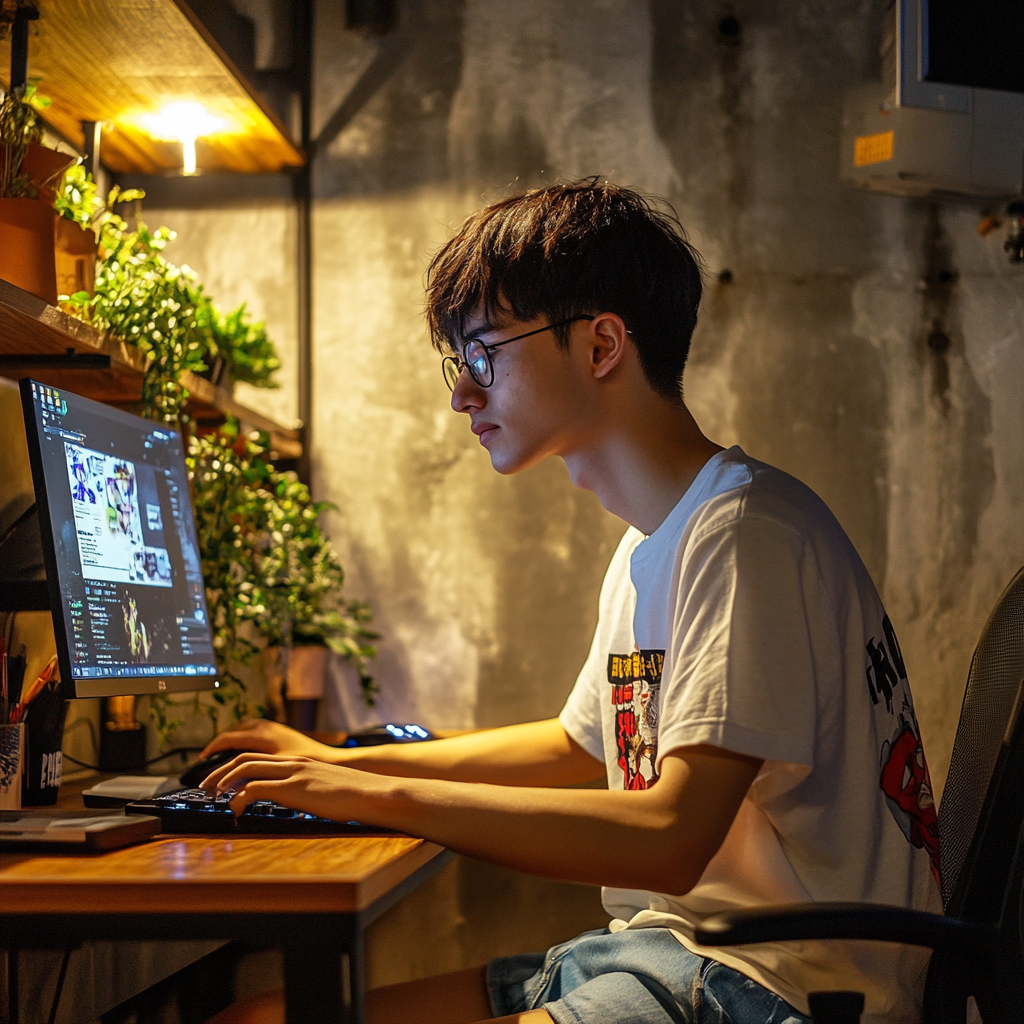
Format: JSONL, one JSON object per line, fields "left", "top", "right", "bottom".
{"left": 142, "top": 102, "right": 225, "bottom": 175}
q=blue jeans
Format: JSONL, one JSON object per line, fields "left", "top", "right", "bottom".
{"left": 487, "top": 928, "right": 810, "bottom": 1024}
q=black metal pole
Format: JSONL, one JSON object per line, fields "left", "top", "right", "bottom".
{"left": 9, "top": 7, "right": 38, "bottom": 92}
{"left": 82, "top": 121, "right": 101, "bottom": 176}
{"left": 295, "top": 0, "right": 314, "bottom": 486}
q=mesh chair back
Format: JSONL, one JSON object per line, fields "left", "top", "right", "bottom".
{"left": 938, "top": 566, "right": 1024, "bottom": 916}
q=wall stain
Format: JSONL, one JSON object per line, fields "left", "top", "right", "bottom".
{"left": 918, "top": 203, "right": 958, "bottom": 413}
{"left": 716, "top": 2, "right": 750, "bottom": 225}
{"left": 909, "top": 203, "right": 996, "bottom": 614}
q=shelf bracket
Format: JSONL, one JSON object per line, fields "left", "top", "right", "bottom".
{"left": 0, "top": 349, "right": 112, "bottom": 369}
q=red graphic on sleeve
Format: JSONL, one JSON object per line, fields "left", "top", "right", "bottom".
{"left": 880, "top": 715, "right": 940, "bottom": 887}
{"left": 608, "top": 650, "right": 664, "bottom": 789}
{"left": 866, "top": 614, "right": 940, "bottom": 887}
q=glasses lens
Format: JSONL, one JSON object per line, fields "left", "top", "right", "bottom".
{"left": 463, "top": 340, "right": 493, "bottom": 387}
{"left": 442, "top": 357, "right": 461, "bottom": 391}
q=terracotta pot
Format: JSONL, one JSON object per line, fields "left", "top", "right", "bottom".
{"left": 54, "top": 217, "right": 98, "bottom": 297}
{"left": 20, "top": 143, "right": 74, "bottom": 205}
{"left": 261, "top": 645, "right": 287, "bottom": 722}
{"left": 286, "top": 644, "right": 329, "bottom": 700}
{"left": 0, "top": 198, "right": 57, "bottom": 303}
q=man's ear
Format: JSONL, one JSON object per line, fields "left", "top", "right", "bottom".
{"left": 588, "top": 313, "right": 630, "bottom": 380}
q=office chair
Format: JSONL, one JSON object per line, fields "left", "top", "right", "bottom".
{"left": 695, "top": 565, "right": 1024, "bottom": 1024}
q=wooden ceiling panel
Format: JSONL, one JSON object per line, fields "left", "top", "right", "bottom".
{"left": 0, "top": 0, "right": 304, "bottom": 175}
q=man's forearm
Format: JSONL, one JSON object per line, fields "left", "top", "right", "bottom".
{"left": 331, "top": 718, "right": 605, "bottom": 787}
{"left": 366, "top": 775, "right": 691, "bottom": 890}
{"left": 347, "top": 749, "right": 758, "bottom": 894}
{"left": 211, "top": 747, "right": 760, "bottom": 896}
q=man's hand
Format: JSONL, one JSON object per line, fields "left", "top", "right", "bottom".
{"left": 201, "top": 752, "right": 383, "bottom": 820}
{"left": 200, "top": 720, "right": 342, "bottom": 763}
{"left": 199, "top": 741, "right": 762, "bottom": 896}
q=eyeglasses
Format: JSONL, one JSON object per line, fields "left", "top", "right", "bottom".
{"left": 442, "top": 315, "right": 596, "bottom": 391}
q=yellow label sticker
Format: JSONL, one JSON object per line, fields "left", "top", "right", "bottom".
{"left": 854, "top": 131, "right": 894, "bottom": 167}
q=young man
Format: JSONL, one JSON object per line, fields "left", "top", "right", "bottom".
{"left": 205, "top": 181, "right": 940, "bottom": 1024}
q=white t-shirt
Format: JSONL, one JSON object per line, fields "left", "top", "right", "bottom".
{"left": 559, "top": 447, "right": 942, "bottom": 1023}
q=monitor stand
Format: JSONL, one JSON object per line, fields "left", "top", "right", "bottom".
{"left": 0, "top": 498, "right": 48, "bottom": 611}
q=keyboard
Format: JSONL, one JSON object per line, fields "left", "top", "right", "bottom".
{"left": 125, "top": 789, "right": 399, "bottom": 836}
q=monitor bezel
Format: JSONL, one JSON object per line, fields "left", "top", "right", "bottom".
{"left": 19, "top": 378, "right": 219, "bottom": 699}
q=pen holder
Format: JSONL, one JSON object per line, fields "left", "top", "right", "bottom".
{"left": 22, "top": 684, "right": 68, "bottom": 806}
{"left": 0, "top": 723, "right": 24, "bottom": 810}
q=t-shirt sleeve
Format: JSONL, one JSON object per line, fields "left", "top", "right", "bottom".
{"left": 656, "top": 510, "right": 824, "bottom": 772}
{"left": 559, "top": 528, "right": 641, "bottom": 764}
{"left": 558, "top": 621, "right": 606, "bottom": 762}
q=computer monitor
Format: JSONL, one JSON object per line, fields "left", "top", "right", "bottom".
{"left": 19, "top": 378, "right": 218, "bottom": 698}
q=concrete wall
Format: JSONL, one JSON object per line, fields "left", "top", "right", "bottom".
{"left": 148, "top": 0, "right": 1024, "bottom": 989}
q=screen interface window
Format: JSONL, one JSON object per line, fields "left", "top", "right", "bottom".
{"left": 29, "top": 382, "right": 216, "bottom": 681}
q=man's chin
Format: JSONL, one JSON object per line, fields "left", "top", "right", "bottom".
{"left": 487, "top": 450, "right": 521, "bottom": 475}
{"left": 485, "top": 444, "right": 545, "bottom": 476}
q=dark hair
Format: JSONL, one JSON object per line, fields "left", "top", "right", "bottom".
{"left": 424, "top": 179, "right": 704, "bottom": 401}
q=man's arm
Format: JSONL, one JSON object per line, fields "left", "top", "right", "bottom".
{"left": 201, "top": 717, "right": 606, "bottom": 787}
{"left": 201, "top": 744, "right": 761, "bottom": 895}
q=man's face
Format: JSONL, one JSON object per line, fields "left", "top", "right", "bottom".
{"left": 449, "top": 310, "right": 594, "bottom": 475}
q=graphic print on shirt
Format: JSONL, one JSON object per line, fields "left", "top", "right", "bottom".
{"left": 608, "top": 649, "right": 664, "bottom": 789}
{"left": 867, "top": 614, "right": 940, "bottom": 885}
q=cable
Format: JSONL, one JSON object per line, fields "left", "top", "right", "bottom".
{"left": 0, "top": 501, "right": 36, "bottom": 553}
{"left": 63, "top": 716, "right": 99, "bottom": 763}
{"left": 62, "top": 745, "right": 204, "bottom": 773}
{"left": 47, "top": 946, "right": 72, "bottom": 1024}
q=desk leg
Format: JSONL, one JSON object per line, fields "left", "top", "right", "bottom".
{"left": 7, "top": 948, "right": 18, "bottom": 1024}
{"left": 348, "top": 932, "right": 365, "bottom": 1024}
{"left": 283, "top": 938, "right": 344, "bottom": 1024}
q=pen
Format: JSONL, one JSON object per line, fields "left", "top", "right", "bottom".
{"left": 8, "top": 648, "right": 25, "bottom": 709}
{"left": 0, "top": 638, "right": 7, "bottom": 726}
{"left": 11, "top": 654, "right": 58, "bottom": 723}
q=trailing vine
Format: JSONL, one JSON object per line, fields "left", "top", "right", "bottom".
{"left": 56, "top": 170, "right": 373, "bottom": 746}
{"left": 146, "top": 424, "right": 376, "bottom": 747}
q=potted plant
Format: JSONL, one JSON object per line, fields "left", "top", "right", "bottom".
{"left": 281, "top": 532, "right": 377, "bottom": 730}
{"left": 63, "top": 193, "right": 282, "bottom": 423}
{"left": 0, "top": 84, "right": 72, "bottom": 303}
{"left": 212, "top": 303, "right": 282, "bottom": 390}
{"left": 246, "top": 451, "right": 377, "bottom": 730}
{"left": 64, "top": 200, "right": 213, "bottom": 422}
{"left": 53, "top": 162, "right": 102, "bottom": 298}
{"left": 188, "top": 292, "right": 282, "bottom": 391}
{"left": 145, "top": 424, "right": 376, "bottom": 748}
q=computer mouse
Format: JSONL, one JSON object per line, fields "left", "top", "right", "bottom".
{"left": 340, "top": 723, "right": 434, "bottom": 747}
{"left": 179, "top": 749, "right": 246, "bottom": 789}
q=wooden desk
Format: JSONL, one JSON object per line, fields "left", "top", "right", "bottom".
{"left": 0, "top": 832, "right": 453, "bottom": 1023}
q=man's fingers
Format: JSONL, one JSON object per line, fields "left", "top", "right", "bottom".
{"left": 200, "top": 752, "right": 294, "bottom": 792}
{"left": 210, "top": 756, "right": 308, "bottom": 794}
{"left": 228, "top": 780, "right": 279, "bottom": 817}
{"left": 200, "top": 723, "right": 265, "bottom": 759}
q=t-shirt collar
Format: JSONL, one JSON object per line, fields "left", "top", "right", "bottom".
{"left": 632, "top": 446, "right": 745, "bottom": 567}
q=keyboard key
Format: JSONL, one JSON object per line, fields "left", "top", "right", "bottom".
{"left": 123, "top": 788, "right": 398, "bottom": 835}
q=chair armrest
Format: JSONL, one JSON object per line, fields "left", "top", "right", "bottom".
{"left": 694, "top": 902, "right": 998, "bottom": 954}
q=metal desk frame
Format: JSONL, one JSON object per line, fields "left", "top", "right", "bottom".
{"left": 1, "top": 849, "right": 454, "bottom": 1023}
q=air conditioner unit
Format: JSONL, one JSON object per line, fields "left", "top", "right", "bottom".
{"left": 841, "top": 0, "right": 1024, "bottom": 199}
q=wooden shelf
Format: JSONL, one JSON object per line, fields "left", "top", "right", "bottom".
{"left": 0, "top": 278, "right": 302, "bottom": 460}
{"left": 0, "top": 0, "right": 304, "bottom": 175}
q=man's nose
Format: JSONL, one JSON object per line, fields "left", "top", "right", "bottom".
{"left": 451, "top": 370, "right": 485, "bottom": 413}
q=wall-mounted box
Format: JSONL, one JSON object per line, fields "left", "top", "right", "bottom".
{"left": 842, "top": 84, "right": 1024, "bottom": 199}
{"left": 841, "top": 0, "right": 1024, "bottom": 200}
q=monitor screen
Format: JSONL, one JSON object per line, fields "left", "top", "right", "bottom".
{"left": 924, "top": 0, "right": 1024, "bottom": 95}
{"left": 19, "top": 379, "right": 218, "bottom": 698}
